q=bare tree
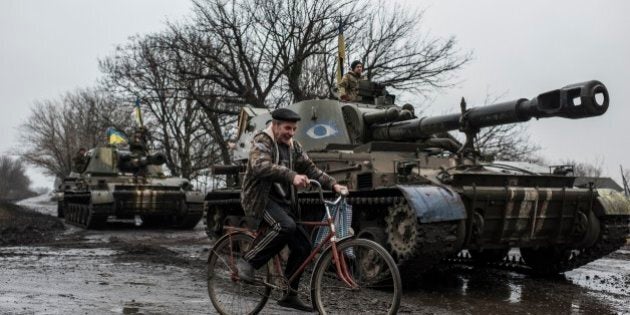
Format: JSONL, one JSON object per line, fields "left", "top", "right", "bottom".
{"left": 167, "top": 0, "right": 467, "bottom": 106}
{"left": 353, "top": 1, "right": 470, "bottom": 93}
{"left": 0, "top": 156, "right": 34, "bottom": 200}
{"left": 100, "top": 33, "right": 222, "bottom": 178}
{"left": 475, "top": 123, "right": 540, "bottom": 162}
{"left": 462, "top": 92, "right": 541, "bottom": 162}
{"left": 292, "top": 0, "right": 471, "bottom": 100}
{"left": 17, "top": 88, "right": 130, "bottom": 179}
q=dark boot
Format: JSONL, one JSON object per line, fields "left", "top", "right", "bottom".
{"left": 277, "top": 292, "right": 314, "bottom": 312}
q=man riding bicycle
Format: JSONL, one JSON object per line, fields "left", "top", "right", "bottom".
{"left": 239, "top": 107, "right": 347, "bottom": 312}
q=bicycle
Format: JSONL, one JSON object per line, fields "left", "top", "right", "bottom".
{"left": 207, "top": 180, "right": 402, "bottom": 314}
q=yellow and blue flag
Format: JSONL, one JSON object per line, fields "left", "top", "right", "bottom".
{"left": 336, "top": 19, "right": 346, "bottom": 91}
{"left": 106, "top": 127, "right": 128, "bottom": 145}
{"left": 133, "top": 98, "right": 144, "bottom": 127}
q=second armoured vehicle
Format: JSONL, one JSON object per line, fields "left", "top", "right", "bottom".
{"left": 205, "top": 80, "right": 630, "bottom": 277}
{"left": 59, "top": 127, "right": 204, "bottom": 229}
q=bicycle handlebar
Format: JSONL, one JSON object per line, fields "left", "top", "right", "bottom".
{"left": 308, "top": 179, "right": 347, "bottom": 204}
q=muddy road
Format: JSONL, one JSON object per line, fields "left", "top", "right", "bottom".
{"left": 1, "top": 197, "right": 629, "bottom": 314}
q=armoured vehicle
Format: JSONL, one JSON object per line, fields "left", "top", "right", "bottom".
{"left": 59, "top": 128, "right": 204, "bottom": 229}
{"left": 205, "top": 80, "right": 630, "bottom": 276}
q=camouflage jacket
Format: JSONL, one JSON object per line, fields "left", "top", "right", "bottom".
{"left": 339, "top": 72, "right": 364, "bottom": 101}
{"left": 72, "top": 154, "right": 88, "bottom": 173}
{"left": 241, "top": 125, "right": 337, "bottom": 217}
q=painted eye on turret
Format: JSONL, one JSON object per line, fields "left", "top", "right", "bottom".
{"left": 306, "top": 123, "right": 338, "bottom": 139}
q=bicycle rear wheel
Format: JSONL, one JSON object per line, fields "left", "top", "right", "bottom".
{"left": 207, "top": 232, "right": 271, "bottom": 315}
{"left": 311, "top": 238, "right": 402, "bottom": 315}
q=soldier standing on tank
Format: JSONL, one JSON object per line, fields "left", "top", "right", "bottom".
{"left": 339, "top": 60, "right": 365, "bottom": 102}
{"left": 72, "top": 147, "right": 88, "bottom": 173}
{"left": 237, "top": 108, "right": 347, "bottom": 312}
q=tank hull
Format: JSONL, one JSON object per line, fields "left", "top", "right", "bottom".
{"left": 62, "top": 178, "right": 204, "bottom": 229}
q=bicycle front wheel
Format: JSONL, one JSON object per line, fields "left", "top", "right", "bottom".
{"left": 207, "top": 232, "right": 271, "bottom": 315}
{"left": 311, "top": 238, "right": 402, "bottom": 315}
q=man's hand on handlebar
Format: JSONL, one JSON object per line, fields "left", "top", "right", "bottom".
{"left": 293, "top": 174, "right": 310, "bottom": 188}
{"left": 298, "top": 178, "right": 348, "bottom": 195}
{"left": 333, "top": 184, "right": 349, "bottom": 196}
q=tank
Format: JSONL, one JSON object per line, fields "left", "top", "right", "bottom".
{"left": 59, "top": 128, "right": 204, "bottom": 229}
{"left": 205, "top": 80, "right": 630, "bottom": 276}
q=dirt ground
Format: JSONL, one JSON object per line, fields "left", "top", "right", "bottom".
{"left": 1, "top": 196, "right": 629, "bottom": 314}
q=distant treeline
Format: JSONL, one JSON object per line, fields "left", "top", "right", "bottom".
{"left": 0, "top": 156, "right": 36, "bottom": 201}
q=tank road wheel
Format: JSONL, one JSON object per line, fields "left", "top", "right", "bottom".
{"left": 204, "top": 205, "right": 226, "bottom": 238}
{"left": 385, "top": 200, "right": 466, "bottom": 281}
{"left": 385, "top": 202, "right": 418, "bottom": 260}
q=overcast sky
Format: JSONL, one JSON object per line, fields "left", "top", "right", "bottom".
{"left": 1, "top": 0, "right": 629, "bottom": 188}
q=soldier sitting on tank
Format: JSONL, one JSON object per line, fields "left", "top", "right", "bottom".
{"left": 237, "top": 107, "right": 347, "bottom": 312}
{"left": 129, "top": 126, "right": 150, "bottom": 155}
{"left": 339, "top": 60, "right": 365, "bottom": 102}
{"left": 71, "top": 147, "right": 88, "bottom": 173}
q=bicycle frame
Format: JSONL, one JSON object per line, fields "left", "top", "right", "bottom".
{"left": 220, "top": 180, "right": 358, "bottom": 291}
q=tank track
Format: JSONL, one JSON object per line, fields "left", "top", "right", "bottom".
{"left": 63, "top": 201, "right": 110, "bottom": 229}
{"left": 383, "top": 200, "right": 464, "bottom": 283}
{"left": 449, "top": 215, "right": 630, "bottom": 275}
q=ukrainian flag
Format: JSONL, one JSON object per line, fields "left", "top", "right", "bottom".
{"left": 106, "top": 127, "right": 128, "bottom": 145}
{"left": 133, "top": 98, "right": 144, "bottom": 127}
{"left": 336, "top": 20, "right": 346, "bottom": 90}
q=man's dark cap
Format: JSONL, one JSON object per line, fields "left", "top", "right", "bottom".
{"left": 271, "top": 108, "right": 301, "bottom": 122}
{"left": 350, "top": 60, "right": 363, "bottom": 70}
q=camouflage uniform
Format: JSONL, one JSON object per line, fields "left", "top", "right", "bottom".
{"left": 339, "top": 72, "right": 364, "bottom": 102}
{"left": 241, "top": 125, "right": 336, "bottom": 293}
{"left": 72, "top": 151, "right": 88, "bottom": 173}
{"left": 241, "top": 126, "right": 336, "bottom": 217}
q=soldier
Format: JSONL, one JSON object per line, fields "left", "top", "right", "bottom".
{"left": 129, "top": 126, "right": 150, "bottom": 155}
{"left": 238, "top": 108, "right": 347, "bottom": 312}
{"left": 72, "top": 147, "right": 88, "bottom": 173}
{"left": 339, "top": 60, "right": 365, "bottom": 102}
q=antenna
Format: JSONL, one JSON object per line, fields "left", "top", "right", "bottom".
{"left": 620, "top": 165, "right": 629, "bottom": 197}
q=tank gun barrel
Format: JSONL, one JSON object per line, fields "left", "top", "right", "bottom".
{"left": 371, "top": 80, "right": 609, "bottom": 141}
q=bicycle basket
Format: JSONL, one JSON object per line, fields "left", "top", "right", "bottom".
{"left": 313, "top": 199, "right": 354, "bottom": 258}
